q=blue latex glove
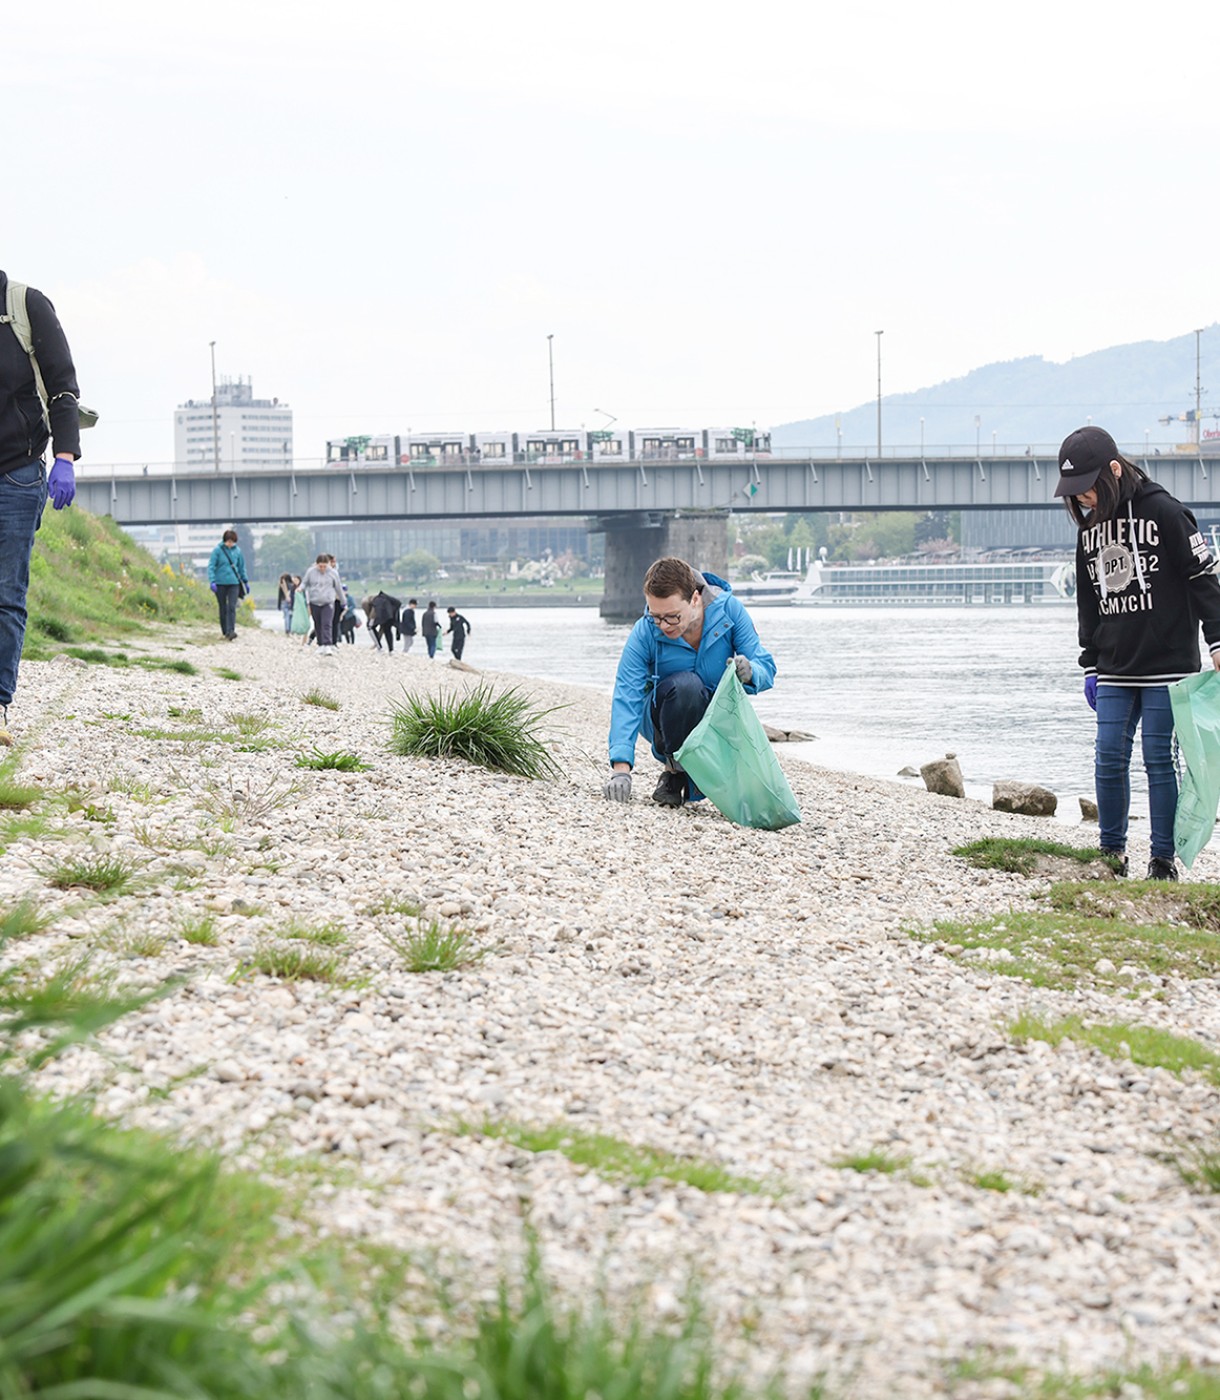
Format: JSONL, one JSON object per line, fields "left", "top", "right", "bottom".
{"left": 1084, "top": 675, "right": 1098, "bottom": 711}
{"left": 47, "top": 457, "right": 75, "bottom": 510}
{"left": 210, "top": 582, "right": 218, "bottom": 594}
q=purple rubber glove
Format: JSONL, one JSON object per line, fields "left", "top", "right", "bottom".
{"left": 210, "top": 582, "right": 218, "bottom": 594}
{"left": 47, "top": 457, "right": 75, "bottom": 510}
{"left": 1084, "top": 675, "right": 1097, "bottom": 711}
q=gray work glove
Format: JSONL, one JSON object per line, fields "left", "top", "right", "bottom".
{"left": 733, "top": 655, "right": 753, "bottom": 685}
{"left": 603, "top": 772, "right": 632, "bottom": 802}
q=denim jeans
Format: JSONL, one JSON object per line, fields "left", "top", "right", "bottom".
{"left": 0, "top": 460, "right": 48, "bottom": 708}
{"left": 1095, "top": 684, "right": 1177, "bottom": 861}
{"left": 280, "top": 601, "right": 293, "bottom": 634}
{"left": 650, "top": 671, "right": 712, "bottom": 763}
{"left": 215, "top": 583, "right": 239, "bottom": 638}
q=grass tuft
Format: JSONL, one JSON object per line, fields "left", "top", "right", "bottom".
{"left": 44, "top": 854, "right": 139, "bottom": 895}
{"left": 279, "top": 918, "right": 348, "bottom": 948}
{"left": 461, "top": 1120, "right": 773, "bottom": 1195}
{"left": 301, "top": 687, "right": 340, "bottom": 710}
{"left": 231, "top": 943, "right": 347, "bottom": 984}
{"left": 384, "top": 918, "right": 486, "bottom": 973}
{"left": 953, "top": 837, "right": 1120, "bottom": 876}
{"left": 1, "top": 897, "right": 51, "bottom": 942}
{"left": 388, "top": 683, "right": 563, "bottom": 778}
{"left": 295, "top": 748, "right": 370, "bottom": 772}
{"left": 1009, "top": 1012, "right": 1220, "bottom": 1083}
{"left": 177, "top": 913, "right": 220, "bottom": 946}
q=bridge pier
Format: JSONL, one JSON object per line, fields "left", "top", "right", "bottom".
{"left": 594, "top": 511, "right": 729, "bottom": 622}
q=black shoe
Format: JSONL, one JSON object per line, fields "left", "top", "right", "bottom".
{"left": 1101, "top": 849, "right": 1128, "bottom": 878}
{"left": 1147, "top": 856, "right": 1178, "bottom": 881}
{"left": 651, "top": 770, "right": 687, "bottom": 808}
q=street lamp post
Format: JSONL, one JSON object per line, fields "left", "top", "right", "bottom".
{"left": 874, "top": 330, "right": 884, "bottom": 456}
{"left": 209, "top": 341, "right": 220, "bottom": 474}
{"left": 992, "top": 429, "right": 997, "bottom": 456}
{"left": 1195, "top": 327, "right": 1205, "bottom": 447}
{"left": 547, "top": 334, "right": 555, "bottom": 431}
{"left": 974, "top": 415, "right": 981, "bottom": 456}
{"left": 919, "top": 416, "right": 925, "bottom": 456}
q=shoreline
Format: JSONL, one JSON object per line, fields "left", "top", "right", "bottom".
{"left": 5, "top": 625, "right": 1220, "bottom": 1397}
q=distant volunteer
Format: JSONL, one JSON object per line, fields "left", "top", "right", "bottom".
{"left": 604, "top": 556, "right": 776, "bottom": 808}
{"left": 298, "top": 554, "right": 345, "bottom": 654}
{"left": 0, "top": 270, "right": 80, "bottom": 744}
{"left": 1055, "top": 425, "right": 1220, "bottom": 880}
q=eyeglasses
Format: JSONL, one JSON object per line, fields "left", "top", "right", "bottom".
{"left": 648, "top": 609, "right": 686, "bottom": 627}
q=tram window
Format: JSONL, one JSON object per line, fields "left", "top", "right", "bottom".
{"left": 714, "top": 438, "right": 737, "bottom": 453}
{"left": 480, "top": 442, "right": 506, "bottom": 458}
{"left": 676, "top": 438, "right": 695, "bottom": 452}
{"left": 366, "top": 444, "right": 388, "bottom": 461}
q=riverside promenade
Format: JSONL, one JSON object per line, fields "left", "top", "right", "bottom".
{"left": 5, "top": 627, "right": 1220, "bottom": 1397}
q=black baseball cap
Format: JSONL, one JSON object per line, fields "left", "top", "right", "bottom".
{"left": 1054, "top": 426, "right": 1119, "bottom": 498}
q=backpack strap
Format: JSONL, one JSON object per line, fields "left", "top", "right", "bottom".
{"left": 1, "top": 282, "right": 50, "bottom": 430}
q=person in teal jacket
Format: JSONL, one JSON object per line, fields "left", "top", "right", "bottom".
{"left": 206, "top": 528, "right": 249, "bottom": 641}
{"left": 604, "top": 556, "right": 777, "bottom": 809}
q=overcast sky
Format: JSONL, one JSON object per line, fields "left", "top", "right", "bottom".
{"left": 11, "top": 0, "right": 1220, "bottom": 468}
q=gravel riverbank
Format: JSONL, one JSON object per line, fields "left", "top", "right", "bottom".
{"left": 5, "top": 626, "right": 1220, "bottom": 1397}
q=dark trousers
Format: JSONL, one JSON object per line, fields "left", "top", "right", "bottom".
{"left": 452, "top": 635, "right": 466, "bottom": 660}
{"left": 425, "top": 633, "right": 438, "bottom": 658}
{"left": 309, "top": 602, "right": 334, "bottom": 647}
{"left": 215, "top": 583, "right": 239, "bottom": 638}
{"left": 650, "top": 671, "right": 712, "bottom": 765}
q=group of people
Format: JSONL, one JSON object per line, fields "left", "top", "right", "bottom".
{"left": 603, "top": 427, "right": 1220, "bottom": 884}
{"left": 269, "top": 565, "right": 471, "bottom": 661}
{"left": 0, "top": 272, "right": 1216, "bottom": 881}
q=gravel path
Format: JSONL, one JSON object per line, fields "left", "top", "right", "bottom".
{"left": 5, "top": 626, "right": 1220, "bottom": 1398}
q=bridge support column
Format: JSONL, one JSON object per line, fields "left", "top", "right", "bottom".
{"left": 595, "top": 512, "right": 729, "bottom": 622}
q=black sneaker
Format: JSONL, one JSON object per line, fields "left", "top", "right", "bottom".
{"left": 1101, "top": 849, "right": 1128, "bottom": 878}
{"left": 651, "top": 770, "right": 687, "bottom": 808}
{"left": 1147, "top": 856, "right": 1178, "bottom": 881}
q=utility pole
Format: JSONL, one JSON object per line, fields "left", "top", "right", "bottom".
{"left": 1195, "top": 327, "right": 1205, "bottom": 447}
{"left": 875, "top": 330, "right": 884, "bottom": 456}
{"left": 547, "top": 334, "right": 555, "bottom": 431}
{"left": 209, "top": 341, "right": 220, "bottom": 473}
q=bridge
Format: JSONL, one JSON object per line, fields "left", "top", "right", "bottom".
{"left": 75, "top": 451, "right": 1220, "bottom": 525}
{"left": 73, "top": 450, "right": 1220, "bottom": 620}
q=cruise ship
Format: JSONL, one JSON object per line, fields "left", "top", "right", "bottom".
{"left": 793, "top": 558, "right": 1074, "bottom": 605}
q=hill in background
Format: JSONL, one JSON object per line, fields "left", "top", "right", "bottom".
{"left": 774, "top": 325, "right": 1220, "bottom": 456}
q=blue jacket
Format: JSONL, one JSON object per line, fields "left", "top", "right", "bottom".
{"left": 608, "top": 572, "right": 776, "bottom": 767}
{"left": 207, "top": 541, "right": 248, "bottom": 588}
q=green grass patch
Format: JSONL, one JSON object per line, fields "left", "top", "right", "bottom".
{"left": 301, "top": 687, "right": 340, "bottom": 710}
{"left": 43, "top": 854, "right": 140, "bottom": 896}
{"left": 914, "top": 879, "right": 1220, "bottom": 992}
{"left": 963, "top": 1168, "right": 1042, "bottom": 1196}
{"left": 462, "top": 1120, "right": 772, "bottom": 1195}
{"left": 384, "top": 918, "right": 486, "bottom": 973}
{"left": 0, "top": 772, "right": 42, "bottom": 811}
{"left": 279, "top": 918, "right": 348, "bottom": 948}
{"left": 831, "top": 1148, "right": 922, "bottom": 1178}
{"left": 1009, "top": 1012, "right": 1220, "bottom": 1083}
{"left": 388, "top": 682, "right": 563, "bottom": 779}
{"left": 295, "top": 747, "right": 370, "bottom": 772}
{"left": 232, "top": 943, "right": 348, "bottom": 984}
{"left": 177, "top": 913, "right": 220, "bottom": 946}
{"left": 364, "top": 893, "right": 422, "bottom": 918}
{"left": 213, "top": 666, "right": 242, "bottom": 680}
{"left": 954, "top": 837, "right": 1121, "bottom": 876}
{"left": 946, "top": 1354, "right": 1220, "bottom": 1398}
{"left": 110, "top": 929, "right": 170, "bottom": 959}
{"left": 0, "top": 897, "right": 51, "bottom": 942}
{"left": 0, "top": 811, "right": 50, "bottom": 850}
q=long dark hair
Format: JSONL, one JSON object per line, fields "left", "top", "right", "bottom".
{"left": 1063, "top": 455, "right": 1149, "bottom": 528}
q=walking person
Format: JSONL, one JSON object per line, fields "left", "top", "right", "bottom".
{"left": 206, "top": 529, "right": 249, "bottom": 641}
{"left": 400, "top": 598, "right": 418, "bottom": 652}
{"left": 421, "top": 600, "right": 441, "bottom": 659}
{"left": 603, "top": 556, "right": 776, "bottom": 809}
{"left": 1055, "top": 425, "right": 1220, "bottom": 880}
{"left": 366, "top": 590, "right": 402, "bottom": 652}
{"left": 0, "top": 270, "right": 81, "bottom": 743}
{"left": 298, "top": 554, "right": 345, "bottom": 656}
{"left": 445, "top": 606, "right": 472, "bottom": 661}
{"left": 277, "top": 573, "right": 297, "bottom": 635}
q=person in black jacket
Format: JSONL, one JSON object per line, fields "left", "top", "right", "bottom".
{"left": 400, "top": 598, "right": 418, "bottom": 652}
{"left": 1055, "top": 425, "right": 1220, "bottom": 880}
{"left": 365, "top": 590, "right": 402, "bottom": 651}
{"left": 445, "top": 606, "right": 472, "bottom": 660}
{"left": 0, "top": 271, "right": 81, "bottom": 743}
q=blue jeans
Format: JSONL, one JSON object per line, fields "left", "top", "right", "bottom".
{"left": 215, "top": 583, "right": 239, "bottom": 638}
{"left": 1095, "top": 684, "right": 1177, "bottom": 860}
{"left": 280, "top": 601, "right": 293, "bottom": 633}
{"left": 0, "top": 460, "right": 48, "bottom": 708}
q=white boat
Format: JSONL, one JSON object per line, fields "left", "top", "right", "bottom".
{"left": 792, "top": 559, "right": 1074, "bottom": 605}
{"left": 726, "top": 568, "right": 815, "bottom": 604}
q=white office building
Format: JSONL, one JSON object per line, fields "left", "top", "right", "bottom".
{"left": 174, "top": 376, "right": 293, "bottom": 472}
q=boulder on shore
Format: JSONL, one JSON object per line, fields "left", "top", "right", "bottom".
{"left": 1079, "top": 796, "right": 1099, "bottom": 822}
{"left": 921, "top": 753, "right": 965, "bottom": 799}
{"left": 993, "top": 781, "right": 1058, "bottom": 817}
{"left": 763, "top": 724, "right": 816, "bottom": 743}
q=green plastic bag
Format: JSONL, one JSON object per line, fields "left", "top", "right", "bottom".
{"left": 291, "top": 592, "right": 310, "bottom": 635}
{"left": 676, "top": 663, "right": 801, "bottom": 830}
{"left": 1169, "top": 669, "right": 1220, "bottom": 867}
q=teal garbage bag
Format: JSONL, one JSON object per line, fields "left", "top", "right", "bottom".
{"left": 1169, "top": 669, "right": 1220, "bottom": 867}
{"left": 291, "top": 592, "right": 310, "bottom": 635}
{"left": 676, "top": 663, "right": 801, "bottom": 830}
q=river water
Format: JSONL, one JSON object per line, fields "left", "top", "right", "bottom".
{"left": 260, "top": 600, "right": 1126, "bottom": 813}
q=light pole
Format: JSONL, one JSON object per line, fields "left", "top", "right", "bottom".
{"left": 991, "top": 429, "right": 997, "bottom": 456}
{"left": 209, "top": 341, "right": 220, "bottom": 473}
{"left": 1145, "top": 427, "right": 1151, "bottom": 455}
{"left": 547, "top": 334, "right": 555, "bottom": 431}
{"left": 919, "top": 416, "right": 925, "bottom": 456}
{"left": 1195, "top": 327, "right": 1205, "bottom": 446}
{"left": 974, "top": 415, "right": 981, "bottom": 456}
{"left": 874, "top": 330, "right": 883, "bottom": 456}
{"left": 835, "top": 414, "right": 842, "bottom": 460}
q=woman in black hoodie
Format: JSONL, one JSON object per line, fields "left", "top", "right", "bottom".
{"left": 1055, "top": 425, "right": 1220, "bottom": 880}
